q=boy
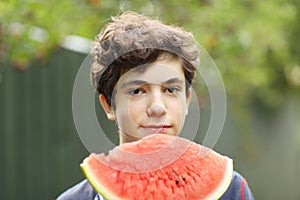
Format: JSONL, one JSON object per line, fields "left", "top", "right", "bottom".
{"left": 57, "top": 11, "right": 254, "bottom": 199}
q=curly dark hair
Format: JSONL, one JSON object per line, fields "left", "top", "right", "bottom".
{"left": 91, "top": 11, "right": 200, "bottom": 106}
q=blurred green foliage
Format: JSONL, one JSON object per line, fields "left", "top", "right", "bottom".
{"left": 1, "top": 0, "right": 300, "bottom": 110}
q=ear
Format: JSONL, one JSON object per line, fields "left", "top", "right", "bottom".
{"left": 185, "top": 88, "right": 192, "bottom": 116}
{"left": 99, "top": 94, "right": 116, "bottom": 121}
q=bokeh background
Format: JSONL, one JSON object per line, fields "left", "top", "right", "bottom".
{"left": 1, "top": 0, "right": 300, "bottom": 199}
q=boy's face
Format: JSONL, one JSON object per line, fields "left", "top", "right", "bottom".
{"left": 100, "top": 58, "right": 192, "bottom": 143}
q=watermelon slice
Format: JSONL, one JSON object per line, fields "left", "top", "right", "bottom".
{"left": 81, "top": 134, "right": 233, "bottom": 200}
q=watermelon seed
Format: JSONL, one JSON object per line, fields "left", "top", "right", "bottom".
{"left": 182, "top": 177, "right": 186, "bottom": 181}
{"left": 175, "top": 180, "right": 179, "bottom": 185}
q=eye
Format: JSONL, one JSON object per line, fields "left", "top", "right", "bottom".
{"left": 165, "top": 87, "right": 180, "bottom": 94}
{"left": 129, "top": 88, "right": 145, "bottom": 95}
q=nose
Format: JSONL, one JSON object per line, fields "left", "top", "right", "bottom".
{"left": 146, "top": 92, "right": 167, "bottom": 117}
{"left": 147, "top": 104, "right": 166, "bottom": 117}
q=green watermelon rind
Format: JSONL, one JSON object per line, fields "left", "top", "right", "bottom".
{"left": 81, "top": 158, "right": 120, "bottom": 200}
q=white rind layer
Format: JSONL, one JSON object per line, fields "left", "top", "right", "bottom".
{"left": 204, "top": 157, "right": 233, "bottom": 200}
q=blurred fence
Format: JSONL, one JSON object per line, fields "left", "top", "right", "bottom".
{"left": 0, "top": 47, "right": 299, "bottom": 199}
{"left": 0, "top": 49, "right": 90, "bottom": 199}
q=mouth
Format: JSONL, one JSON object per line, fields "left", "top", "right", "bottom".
{"left": 140, "top": 125, "right": 172, "bottom": 134}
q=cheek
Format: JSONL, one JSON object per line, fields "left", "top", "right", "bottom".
{"left": 170, "top": 96, "right": 186, "bottom": 124}
{"left": 127, "top": 100, "right": 146, "bottom": 122}
{"left": 117, "top": 98, "right": 146, "bottom": 125}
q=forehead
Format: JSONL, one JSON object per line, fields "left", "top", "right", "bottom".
{"left": 116, "top": 59, "right": 185, "bottom": 87}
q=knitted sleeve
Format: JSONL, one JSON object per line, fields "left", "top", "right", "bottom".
{"left": 220, "top": 171, "right": 255, "bottom": 200}
{"left": 56, "top": 179, "right": 97, "bottom": 200}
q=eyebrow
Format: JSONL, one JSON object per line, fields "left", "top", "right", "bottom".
{"left": 121, "top": 77, "right": 184, "bottom": 88}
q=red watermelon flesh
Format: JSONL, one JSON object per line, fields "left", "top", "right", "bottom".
{"left": 81, "top": 134, "right": 233, "bottom": 200}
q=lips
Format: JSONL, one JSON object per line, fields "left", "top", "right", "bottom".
{"left": 140, "top": 125, "right": 172, "bottom": 134}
